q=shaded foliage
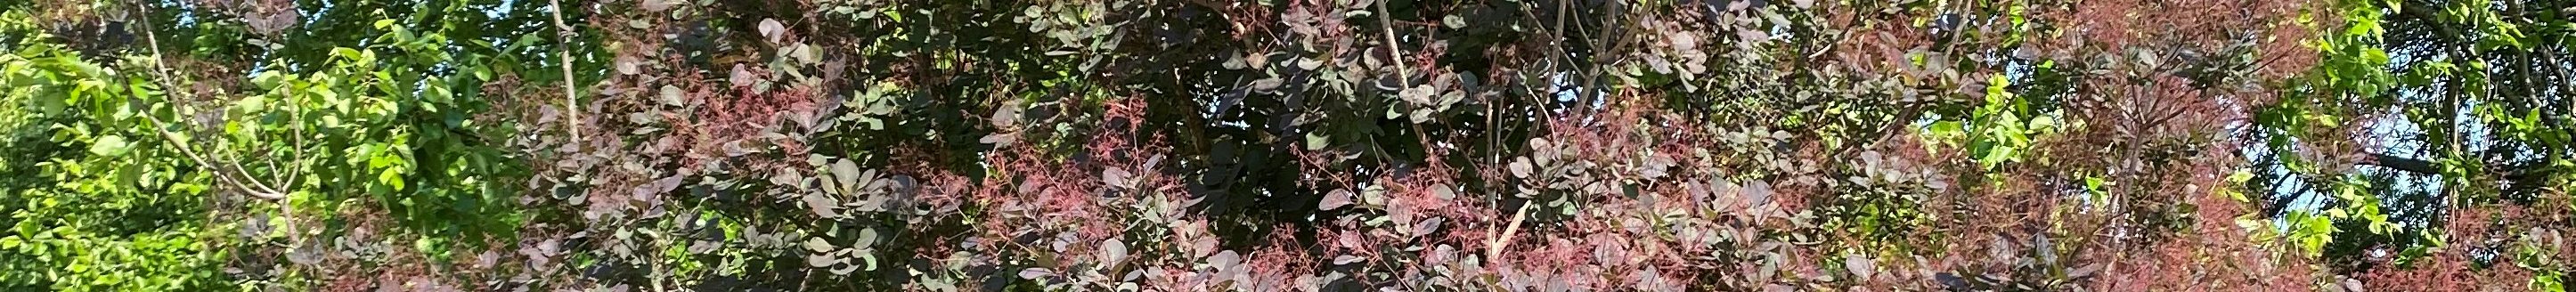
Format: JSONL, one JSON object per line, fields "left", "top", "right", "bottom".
{"left": 1, "top": 0, "right": 2570, "bottom": 290}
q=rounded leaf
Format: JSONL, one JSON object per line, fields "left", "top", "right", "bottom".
{"left": 830, "top": 159, "right": 863, "bottom": 188}
{"left": 759, "top": 19, "right": 788, "bottom": 43}
{"left": 1508, "top": 158, "right": 1534, "bottom": 178}
{"left": 657, "top": 85, "right": 687, "bottom": 106}
{"left": 803, "top": 237, "right": 835, "bottom": 252}
{"left": 1102, "top": 239, "right": 1129, "bottom": 264}
{"left": 1844, "top": 254, "right": 1876, "bottom": 280}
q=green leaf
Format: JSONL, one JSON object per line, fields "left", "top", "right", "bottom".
{"left": 1926, "top": 121, "right": 1963, "bottom": 140}
{"left": 1979, "top": 146, "right": 2015, "bottom": 168}
{"left": 332, "top": 47, "right": 363, "bottom": 60}
{"left": 380, "top": 170, "right": 406, "bottom": 191}
{"left": 89, "top": 134, "right": 132, "bottom": 157}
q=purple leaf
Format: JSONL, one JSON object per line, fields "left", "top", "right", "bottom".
{"left": 979, "top": 133, "right": 1017, "bottom": 146}
{"left": 1743, "top": 180, "right": 1773, "bottom": 207}
{"left": 831, "top": 159, "right": 862, "bottom": 189}
{"left": 1844, "top": 254, "right": 1877, "bottom": 280}
{"left": 758, "top": 19, "right": 788, "bottom": 43}
{"left": 730, "top": 64, "right": 757, "bottom": 88}
{"left": 1102, "top": 167, "right": 1133, "bottom": 186}
{"left": 1320, "top": 189, "right": 1354, "bottom": 210}
{"left": 1209, "top": 250, "right": 1242, "bottom": 270}
{"left": 648, "top": 175, "right": 684, "bottom": 195}
{"left": 806, "top": 254, "right": 840, "bottom": 267}
{"left": 803, "top": 192, "right": 842, "bottom": 218}
{"left": 1509, "top": 158, "right": 1534, "bottom": 178}
{"left": 1102, "top": 239, "right": 1129, "bottom": 264}
{"left": 1017, "top": 268, "right": 1055, "bottom": 280}
{"left": 804, "top": 237, "right": 835, "bottom": 252}
{"left": 990, "top": 101, "right": 1021, "bottom": 128}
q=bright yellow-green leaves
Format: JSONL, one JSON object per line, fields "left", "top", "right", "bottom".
{"left": 1966, "top": 72, "right": 2049, "bottom": 171}
{"left": 0, "top": 13, "right": 232, "bottom": 290}
{"left": 2, "top": 12, "right": 526, "bottom": 288}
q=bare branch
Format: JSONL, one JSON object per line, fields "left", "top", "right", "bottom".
{"left": 554, "top": 0, "right": 583, "bottom": 147}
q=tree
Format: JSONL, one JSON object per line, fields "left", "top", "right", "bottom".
{"left": 0, "top": 0, "right": 2565, "bottom": 290}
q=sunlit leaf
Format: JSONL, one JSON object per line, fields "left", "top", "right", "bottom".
{"left": 1320, "top": 189, "right": 1354, "bottom": 210}
{"left": 88, "top": 134, "right": 130, "bottom": 157}
{"left": 803, "top": 237, "right": 835, "bottom": 252}
{"left": 1017, "top": 268, "right": 1054, "bottom": 280}
{"left": 1509, "top": 158, "right": 1534, "bottom": 178}
{"left": 1102, "top": 239, "right": 1128, "bottom": 264}
{"left": 759, "top": 19, "right": 788, "bottom": 43}
{"left": 806, "top": 253, "right": 841, "bottom": 267}
{"left": 1844, "top": 253, "right": 1876, "bottom": 280}
{"left": 803, "top": 191, "right": 842, "bottom": 217}
{"left": 831, "top": 159, "right": 861, "bottom": 190}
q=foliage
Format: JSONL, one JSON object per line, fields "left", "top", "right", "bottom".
{"left": 1, "top": 0, "right": 2571, "bottom": 290}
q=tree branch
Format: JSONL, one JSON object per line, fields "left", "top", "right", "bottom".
{"left": 2358, "top": 152, "right": 2441, "bottom": 175}
{"left": 1486, "top": 199, "right": 1533, "bottom": 263}
{"left": 2359, "top": 151, "right": 2550, "bottom": 184}
{"left": 133, "top": 3, "right": 288, "bottom": 199}
{"left": 553, "top": 0, "right": 583, "bottom": 146}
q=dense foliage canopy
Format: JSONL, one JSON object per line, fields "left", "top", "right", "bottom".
{"left": 1, "top": 0, "right": 2571, "bottom": 290}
